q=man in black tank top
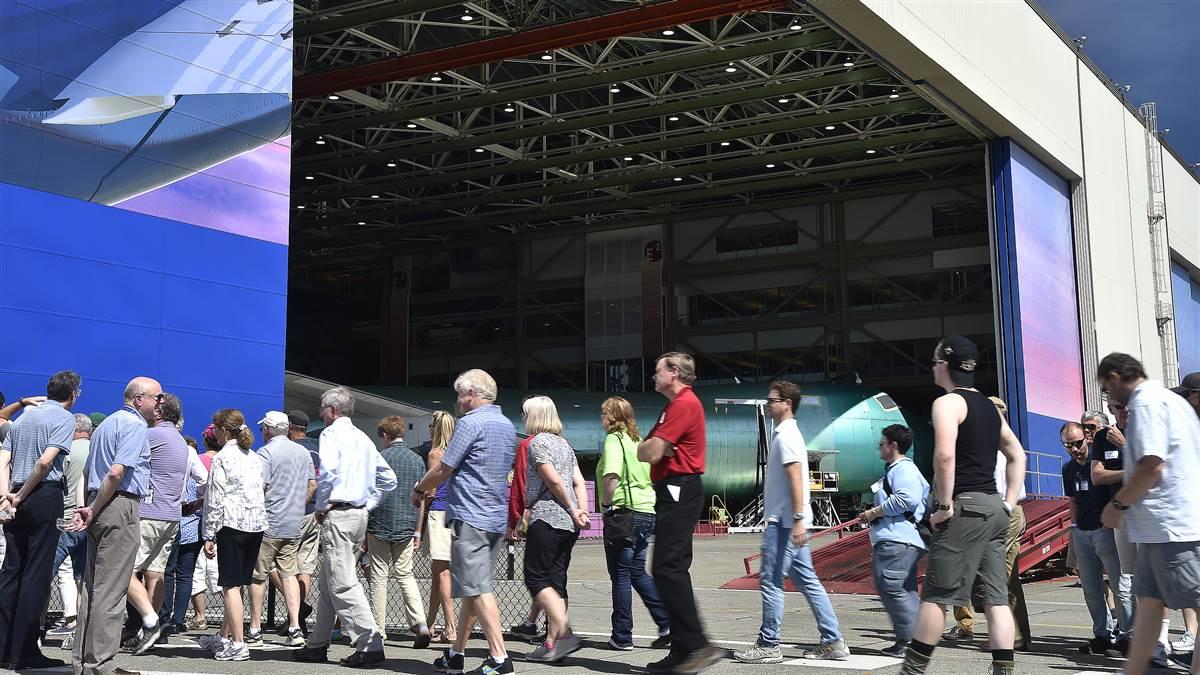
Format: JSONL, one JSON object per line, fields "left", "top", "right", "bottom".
{"left": 899, "top": 336, "right": 1028, "bottom": 675}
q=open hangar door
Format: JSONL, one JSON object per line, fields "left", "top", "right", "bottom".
{"left": 284, "top": 1, "right": 1053, "bottom": 495}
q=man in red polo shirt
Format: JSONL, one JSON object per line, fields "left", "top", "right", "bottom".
{"left": 638, "top": 352, "right": 722, "bottom": 674}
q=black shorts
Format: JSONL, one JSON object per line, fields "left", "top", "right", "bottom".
{"left": 215, "top": 527, "right": 264, "bottom": 588}
{"left": 523, "top": 520, "right": 579, "bottom": 599}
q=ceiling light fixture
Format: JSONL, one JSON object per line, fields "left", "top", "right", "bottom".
{"left": 672, "top": 177, "right": 683, "bottom": 182}
{"left": 430, "top": 74, "right": 443, "bottom": 82}
{"left": 370, "top": 194, "right": 380, "bottom": 198}
{"left": 327, "top": 94, "right": 340, "bottom": 100}
{"left": 609, "top": 86, "right": 621, "bottom": 93}
{"left": 460, "top": 13, "right": 474, "bottom": 21}
{"left": 789, "top": 22, "right": 802, "bottom": 30}
{"left": 357, "top": 221, "right": 366, "bottom": 225}
{"left": 304, "top": 175, "right": 314, "bottom": 180}
{"left": 765, "top": 163, "right": 776, "bottom": 168}
{"left": 843, "top": 60, "right": 854, "bottom": 67}
{"left": 296, "top": 205, "right": 305, "bottom": 209}
{"left": 720, "top": 141, "right": 730, "bottom": 146}
{"left": 315, "top": 137, "right": 326, "bottom": 145}
{"left": 662, "top": 29, "right": 675, "bottom": 36}
{"left": 777, "top": 98, "right": 788, "bottom": 104}
{"left": 866, "top": 149, "right": 877, "bottom": 154}
{"left": 668, "top": 116, "right": 679, "bottom": 121}
{"left": 386, "top": 162, "right": 396, "bottom": 167}
{"left": 623, "top": 156, "right": 634, "bottom": 161}
{"left": 541, "top": 52, "right": 553, "bottom": 61}
{"left": 825, "top": 125, "right": 836, "bottom": 130}
{"left": 725, "top": 65, "right": 737, "bottom": 73}
{"left": 406, "top": 123, "right": 418, "bottom": 128}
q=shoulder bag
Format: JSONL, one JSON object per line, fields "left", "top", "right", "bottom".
{"left": 602, "top": 433, "right": 637, "bottom": 547}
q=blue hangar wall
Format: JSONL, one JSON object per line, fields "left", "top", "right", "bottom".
{"left": 993, "top": 140, "right": 1086, "bottom": 497}
{"left": 1174, "top": 263, "right": 1200, "bottom": 378}
{"left": 0, "top": 0, "right": 293, "bottom": 438}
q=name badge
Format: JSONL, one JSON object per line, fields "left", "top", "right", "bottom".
{"left": 1104, "top": 450, "right": 1119, "bottom": 460}
{"left": 870, "top": 479, "right": 884, "bottom": 494}
{"left": 1076, "top": 480, "right": 1089, "bottom": 492}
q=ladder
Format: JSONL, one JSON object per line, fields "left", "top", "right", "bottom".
{"left": 1139, "top": 102, "right": 1179, "bottom": 386}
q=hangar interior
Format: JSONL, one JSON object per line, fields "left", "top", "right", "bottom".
{"left": 288, "top": 0, "right": 995, "bottom": 420}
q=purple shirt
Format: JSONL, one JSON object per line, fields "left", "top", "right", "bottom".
{"left": 139, "top": 422, "right": 191, "bottom": 521}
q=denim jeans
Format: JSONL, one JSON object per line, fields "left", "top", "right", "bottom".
{"left": 758, "top": 522, "right": 842, "bottom": 647}
{"left": 53, "top": 530, "right": 88, "bottom": 581}
{"left": 872, "top": 541, "right": 923, "bottom": 642}
{"left": 604, "top": 511, "right": 670, "bottom": 644}
{"left": 1072, "top": 527, "right": 1132, "bottom": 638}
{"left": 160, "top": 540, "right": 202, "bottom": 626}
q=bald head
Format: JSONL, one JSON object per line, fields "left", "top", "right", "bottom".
{"left": 124, "top": 376, "right": 163, "bottom": 423}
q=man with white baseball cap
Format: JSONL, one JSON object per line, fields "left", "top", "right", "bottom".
{"left": 246, "top": 411, "right": 316, "bottom": 646}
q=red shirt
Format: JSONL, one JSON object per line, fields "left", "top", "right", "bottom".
{"left": 507, "top": 436, "right": 533, "bottom": 530}
{"left": 648, "top": 386, "right": 707, "bottom": 482}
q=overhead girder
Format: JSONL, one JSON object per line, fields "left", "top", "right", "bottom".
{"left": 295, "top": 29, "right": 839, "bottom": 139}
{"left": 296, "top": 65, "right": 890, "bottom": 180}
{"left": 303, "top": 125, "right": 969, "bottom": 223}
{"left": 295, "top": 0, "right": 789, "bottom": 99}
{"left": 296, "top": 0, "right": 466, "bottom": 37}
{"left": 295, "top": 97, "right": 935, "bottom": 200}
{"left": 295, "top": 150, "right": 980, "bottom": 246}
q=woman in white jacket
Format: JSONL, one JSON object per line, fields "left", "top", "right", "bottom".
{"left": 199, "top": 408, "right": 267, "bottom": 662}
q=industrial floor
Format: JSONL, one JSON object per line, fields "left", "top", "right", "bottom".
{"left": 21, "top": 534, "right": 1181, "bottom": 674}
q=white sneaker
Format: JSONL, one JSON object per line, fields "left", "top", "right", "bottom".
{"left": 198, "top": 634, "right": 229, "bottom": 653}
{"left": 215, "top": 641, "right": 250, "bottom": 661}
{"left": 800, "top": 640, "right": 851, "bottom": 660}
{"left": 1172, "top": 631, "right": 1195, "bottom": 653}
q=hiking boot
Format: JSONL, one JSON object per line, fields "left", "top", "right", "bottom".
{"left": 734, "top": 643, "right": 783, "bottom": 664}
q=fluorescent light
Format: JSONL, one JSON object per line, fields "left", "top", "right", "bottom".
{"left": 673, "top": 177, "right": 683, "bottom": 182}
{"left": 386, "top": 162, "right": 396, "bottom": 167}
{"left": 357, "top": 221, "right": 365, "bottom": 225}
{"left": 370, "top": 194, "right": 380, "bottom": 198}
{"left": 668, "top": 116, "right": 679, "bottom": 121}
{"left": 623, "top": 156, "right": 634, "bottom": 161}
{"left": 304, "top": 175, "right": 314, "bottom": 180}
{"left": 662, "top": 29, "right": 675, "bottom": 36}
{"left": 866, "top": 149, "right": 877, "bottom": 154}
{"left": 825, "top": 125, "right": 836, "bottom": 130}
{"left": 475, "top": 148, "right": 485, "bottom": 153}
{"left": 327, "top": 94, "right": 340, "bottom": 101}
{"left": 765, "top": 163, "right": 776, "bottom": 168}
{"left": 406, "top": 123, "right": 418, "bottom": 129}
{"left": 296, "top": 205, "right": 305, "bottom": 209}
{"left": 778, "top": 98, "right": 788, "bottom": 104}
{"left": 719, "top": 141, "right": 730, "bottom": 146}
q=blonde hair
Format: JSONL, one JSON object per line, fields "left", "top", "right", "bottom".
{"left": 430, "top": 410, "right": 455, "bottom": 452}
{"left": 522, "top": 395, "right": 563, "bottom": 435}
{"left": 212, "top": 408, "right": 253, "bottom": 450}
{"left": 601, "top": 396, "right": 641, "bottom": 442}
{"left": 453, "top": 369, "right": 497, "bottom": 401}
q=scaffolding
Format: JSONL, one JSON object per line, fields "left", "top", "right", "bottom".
{"left": 1139, "top": 102, "right": 1179, "bottom": 387}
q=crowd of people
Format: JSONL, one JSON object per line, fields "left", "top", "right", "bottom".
{"left": 0, "top": 343, "right": 1196, "bottom": 675}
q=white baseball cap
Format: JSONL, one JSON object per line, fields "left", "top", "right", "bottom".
{"left": 257, "top": 411, "right": 290, "bottom": 431}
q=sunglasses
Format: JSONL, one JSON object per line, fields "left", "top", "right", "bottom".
{"left": 1062, "top": 439, "right": 1085, "bottom": 450}
{"left": 1083, "top": 423, "right": 1099, "bottom": 431}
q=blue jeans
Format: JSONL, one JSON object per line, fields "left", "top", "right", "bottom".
{"left": 160, "top": 540, "right": 201, "bottom": 626}
{"left": 758, "top": 522, "right": 842, "bottom": 647}
{"left": 604, "top": 512, "right": 670, "bottom": 644}
{"left": 872, "top": 541, "right": 923, "bottom": 642}
{"left": 53, "top": 530, "right": 87, "bottom": 582}
{"left": 1072, "top": 527, "right": 1132, "bottom": 639}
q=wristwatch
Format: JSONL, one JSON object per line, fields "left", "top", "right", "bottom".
{"left": 792, "top": 512, "right": 805, "bottom": 521}
{"left": 1112, "top": 498, "right": 1130, "bottom": 511}
{"left": 935, "top": 504, "right": 951, "bottom": 511}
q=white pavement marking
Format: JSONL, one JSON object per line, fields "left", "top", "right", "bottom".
{"left": 782, "top": 654, "right": 902, "bottom": 670}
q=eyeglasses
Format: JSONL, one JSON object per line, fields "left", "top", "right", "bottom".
{"left": 765, "top": 397, "right": 787, "bottom": 405}
{"left": 1062, "top": 439, "right": 1085, "bottom": 449}
{"left": 136, "top": 392, "right": 164, "bottom": 403}
{"left": 1082, "top": 423, "right": 1099, "bottom": 431}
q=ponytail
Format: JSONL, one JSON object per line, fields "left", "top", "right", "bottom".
{"left": 212, "top": 408, "right": 254, "bottom": 451}
{"left": 236, "top": 424, "right": 254, "bottom": 450}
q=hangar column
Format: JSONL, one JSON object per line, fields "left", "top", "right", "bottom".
{"left": 381, "top": 255, "right": 412, "bottom": 385}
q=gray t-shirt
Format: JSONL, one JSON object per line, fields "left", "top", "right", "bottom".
{"left": 257, "top": 435, "right": 316, "bottom": 539}
{"left": 1, "top": 400, "right": 74, "bottom": 483}
{"left": 63, "top": 438, "right": 90, "bottom": 518}
{"left": 0, "top": 421, "right": 9, "bottom": 444}
{"left": 526, "top": 433, "right": 579, "bottom": 532}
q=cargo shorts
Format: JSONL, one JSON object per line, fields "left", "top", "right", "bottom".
{"left": 922, "top": 491, "right": 1010, "bottom": 608}
{"left": 1133, "top": 541, "right": 1200, "bottom": 609}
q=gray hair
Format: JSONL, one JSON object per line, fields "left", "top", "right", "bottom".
{"left": 158, "top": 393, "right": 183, "bottom": 425}
{"left": 321, "top": 386, "right": 355, "bottom": 417}
{"left": 453, "top": 369, "right": 497, "bottom": 401}
{"left": 1081, "top": 410, "right": 1108, "bottom": 425}
{"left": 73, "top": 413, "right": 93, "bottom": 434}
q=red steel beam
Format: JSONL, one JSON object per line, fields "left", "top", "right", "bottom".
{"left": 295, "top": 0, "right": 789, "bottom": 99}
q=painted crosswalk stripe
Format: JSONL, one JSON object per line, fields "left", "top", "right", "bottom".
{"left": 782, "top": 654, "right": 901, "bottom": 670}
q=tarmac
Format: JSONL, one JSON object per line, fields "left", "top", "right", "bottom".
{"left": 14, "top": 534, "right": 1188, "bottom": 674}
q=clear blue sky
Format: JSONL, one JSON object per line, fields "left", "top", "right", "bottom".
{"left": 1038, "top": 0, "right": 1200, "bottom": 170}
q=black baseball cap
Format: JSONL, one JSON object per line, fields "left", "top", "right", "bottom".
{"left": 287, "top": 410, "right": 310, "bottom": 428}
{"left": 1171, "top": 372, "right": 1200, "bottom": 396}
{"left": 936, "top": 335, "right": 980, "bottom": 386}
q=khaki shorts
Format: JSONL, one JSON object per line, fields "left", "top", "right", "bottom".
{"left": 298, "top": 512, "right": 320, "bottom": 575}
{"left": 922, "top": 491, "right": 1009, "bottom": 608}
{"left": 252, "top": 535, "right": 301, "bottom": 581}
{"left": 423, "top": 510, "right": 452, "bottom": 562}
{"left": 136, "top": 519, "right": 179, "bottom": 573}
{"left": 192, "top": 549, "right": 221, "bottom": 595}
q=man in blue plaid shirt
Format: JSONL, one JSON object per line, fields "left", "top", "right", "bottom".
{"left": 413, "top": 369, "right": 516, "bottom": 675}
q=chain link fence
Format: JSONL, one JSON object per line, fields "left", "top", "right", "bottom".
{"left": 47, "top": 539, "right": 534, "bottom": 635}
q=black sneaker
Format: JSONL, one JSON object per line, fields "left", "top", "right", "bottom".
{"left": 294, "top": 645, "right": 329, "bottom": 663}
{"left": 414, "top": 628, "right": 432, "bottom": 650}
{"left": 469, "top": 655, "right": 514, "bottom": 674}
{"left": 509, "top": 621, "right": 539, "bottom": 638}
{"left": 650, "top": 634, "right": 672, "bottom": 650}
{"left": 881, "top": 640, "right": 910, "bottom": 658}
{"left": 647, "top": 651, "right": 686, "bottom": 674}
{"left": 434, "top": 649, "right": 465, "bottom": 674}
{"left": 1083, "top": 637, "right": 1111, "bottom": 655}
{"left": 132, "top": 623, "right": 163, "bottom": 656}
{"left": 340, "top": 650, "right": 385, "bottom": 668}
{"left": 13, "top": 654, "right": 67, "bottom": 670}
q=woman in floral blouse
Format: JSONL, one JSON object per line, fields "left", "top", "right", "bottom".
{"left": 199, "top": 408, "right": 267, "bottom": 662}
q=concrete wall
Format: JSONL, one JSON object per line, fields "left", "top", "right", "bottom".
{"left": 813, "top": 0, "right": 1200, "bottom": 386}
